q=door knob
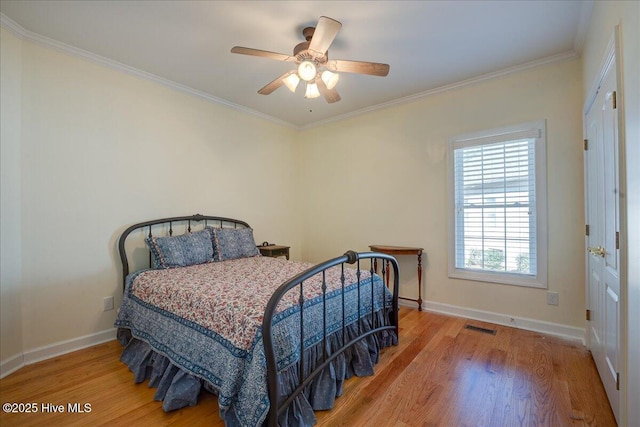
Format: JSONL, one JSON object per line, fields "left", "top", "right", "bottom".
{"left": 587, "top": 246, "right": 606, "bottom": 257}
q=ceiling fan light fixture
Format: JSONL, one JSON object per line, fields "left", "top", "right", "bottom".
{"left": 298, "top": 60, "right": 317, "bottom": 82}
{"left": 231, "top": 16, "right": 389, "bottom": 103}
{"left": 321, "top": 70, "right": 339, "bottom": 90}
{"left": 283, "top": 73, "right": 300, "bottom": 92}
{"left": 304, "top": 82, "right": 320, "bottom": 99}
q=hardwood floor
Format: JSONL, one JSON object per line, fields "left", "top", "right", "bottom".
{"left": 0, "top": 308, "right": 616, "bottom": 426}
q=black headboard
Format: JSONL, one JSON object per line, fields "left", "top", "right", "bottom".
{"left": 117, "top": 214, "right": 251, "bottom": 290}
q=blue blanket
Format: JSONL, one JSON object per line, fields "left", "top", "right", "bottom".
{"left": 115, "top": 258, "right": 395, "bottom": 426}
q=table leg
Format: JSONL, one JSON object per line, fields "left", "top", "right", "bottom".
{"left": 417, "top": 252, "right": 423, "bottom": 311}
{"left": 385, "top": 260, "right": 391, "bottom": 289}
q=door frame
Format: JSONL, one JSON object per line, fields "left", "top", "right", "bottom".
{"left": 583, "top": 25, "right": 628, "bottom": 425}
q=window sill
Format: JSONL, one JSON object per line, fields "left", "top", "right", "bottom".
{"left": 448, "top": 268, "right": 547, "bottom": 289}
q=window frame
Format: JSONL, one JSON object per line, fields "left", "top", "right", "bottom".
{"left": 447, "top": 120, "right": 548, "bottom": 288}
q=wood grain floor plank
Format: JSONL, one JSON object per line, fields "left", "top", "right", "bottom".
{"left": 0, "top": 309, "right": 616, "bottom": 427}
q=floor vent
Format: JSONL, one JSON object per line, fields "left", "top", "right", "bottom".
{"left": 464, "top": 324, "right": 497, "bottom": 335}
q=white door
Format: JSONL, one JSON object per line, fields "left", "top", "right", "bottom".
{"left": 584, "top": 49, "right": 620, "bottom": 423}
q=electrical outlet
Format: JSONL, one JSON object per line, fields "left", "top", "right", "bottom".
{"left": 103, "top": 296, "right": 114, "bottom": 311}
{"left": 546, "top": 291, "right": 559, "bottom": 306}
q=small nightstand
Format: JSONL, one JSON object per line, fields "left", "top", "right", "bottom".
{"left": 258, "top": 245, "right": 290, "bottom": 260}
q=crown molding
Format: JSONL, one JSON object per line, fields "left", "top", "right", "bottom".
{"left": 0, "top": 11, "right": 24, "bottom": 36}
{"left": 0, "top": 13, "right": 296, "bottom": 130}
{"left": 573, "top": 0, "right": 594, "bottom": 54}
{"left": 300, "top": 50, "right": 579, "bottom": 131}
{"left": 2, "top": 12, "right": 579, "bottom": 132}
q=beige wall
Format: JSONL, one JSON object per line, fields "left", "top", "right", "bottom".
{"left": 582, "top": 1, "right": 640, "bottom": 425}
{"left": 1, "top": 29, "right": 299, "bottom": 359}
{"left": 5, "top": 11, "right": 635, "bottom": 417}
{"left": 0, "top": 28, "right": 24, "bottom": 362}
{"left": 298, "top": 58, "right": 585, "bottom": 329}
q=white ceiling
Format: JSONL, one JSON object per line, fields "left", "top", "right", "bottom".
{"left": 0, "top": 0, "right": 591, "bottom": 129}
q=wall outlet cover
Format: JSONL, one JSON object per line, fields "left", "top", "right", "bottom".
{"left": 546, "top": 291, "right": 559, "bottom": 306}
{"left": 103, "top": 296, "right": 114, "bottom": 311}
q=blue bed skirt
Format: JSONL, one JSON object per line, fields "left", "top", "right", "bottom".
{"left": 117, "top": 310, "right": 396, "bottom": 426}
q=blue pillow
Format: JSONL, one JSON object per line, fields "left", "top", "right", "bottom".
{"left": 146, "top": 228, "right": 214, "bottom": 269}
{"left": 209, "top": 227, "right": 260, "bottom": 261}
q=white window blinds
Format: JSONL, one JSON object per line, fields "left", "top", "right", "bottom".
{"left": 448, "top": 121, "right": 547, "bottom": 288}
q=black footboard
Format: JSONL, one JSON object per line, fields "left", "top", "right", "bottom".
{"left": 262, "top": 250, "right": 399, "bottom": 426}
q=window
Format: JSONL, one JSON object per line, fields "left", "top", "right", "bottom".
{"left": 447, "top": 120, "right": 547, "bottom": 288}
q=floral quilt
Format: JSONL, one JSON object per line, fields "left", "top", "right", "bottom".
{"left": 115, "top": 256, "right": 391, "bottom": 426}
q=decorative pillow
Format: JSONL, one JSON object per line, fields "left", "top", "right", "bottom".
{"left": 209, "top": 227, "right": 260, "bottom": 261}
{"left": 146, "top": 228, "right": 214, "bottom": 269}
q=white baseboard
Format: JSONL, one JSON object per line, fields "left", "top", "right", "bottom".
{"left": 2, "top": 303, "right": 585, "bottom": 378}
{"left": 1, "top": 328, "right": 117, "bottom": 379}
{"left": 399, "top": 300, "right": 585, "bottom": 344}
{"left": 0, "top": 353, "right": 24, "bottom": 379}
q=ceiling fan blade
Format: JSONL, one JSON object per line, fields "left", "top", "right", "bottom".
{"left": 308, "top": 16, "right": 342, "bottom": 56}
{"left": 231, "top": 46, "right": 295, "bottom": 62}
{"left": 326, "top": 59, "right": 390, "bottom": 77}
{"left": 316, "top": 78, "right": 341, "bottom": 103}
{"left": 257, "top": 70, "right": 296, "bottom": 95}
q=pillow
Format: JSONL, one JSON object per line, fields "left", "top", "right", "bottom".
{"left": 209, "top": 227, "right": 260, "bottom": 261}
{"left": 146, "top": 228, "right": 214, "bottom": 269}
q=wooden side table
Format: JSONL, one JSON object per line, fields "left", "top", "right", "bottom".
{"left": 258, "top": 245, "right": 290, "bottom": 260}
{"left": 369, "top": 245, "right": 424, "bottom": 311}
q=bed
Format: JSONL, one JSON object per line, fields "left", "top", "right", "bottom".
{"left": 115, "top": 214, "right": 399, "bottom": 426}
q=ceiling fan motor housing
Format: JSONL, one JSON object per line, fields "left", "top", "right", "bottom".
{"left": 293, "top": 41, "right": 310, "bottom": 57}
{"left": 294, "top": 36, "right": 328, "bottom": 64}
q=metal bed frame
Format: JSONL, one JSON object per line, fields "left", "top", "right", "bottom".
{"left": 118, "top": 214, "right": 400, "bottom": 426}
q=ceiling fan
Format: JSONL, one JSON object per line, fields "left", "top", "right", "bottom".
{"left": 230, "top": 16, "right": 390, "bottom": 103}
